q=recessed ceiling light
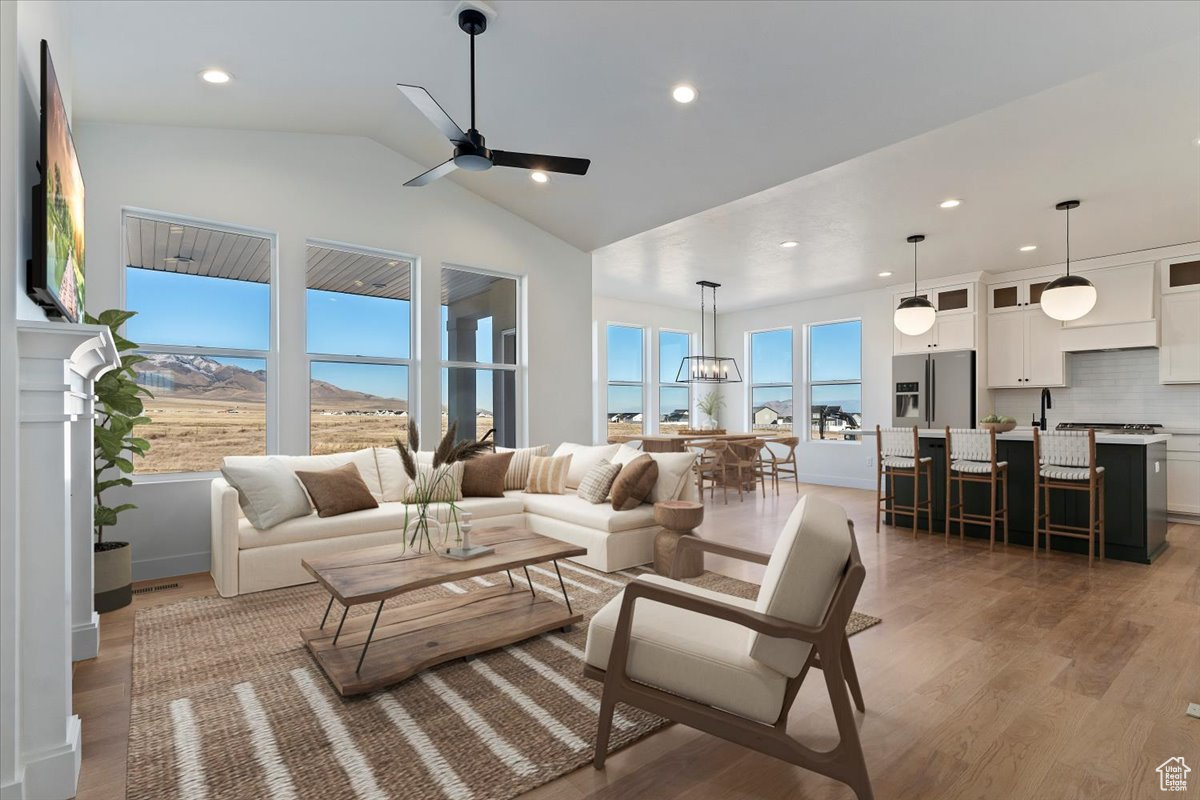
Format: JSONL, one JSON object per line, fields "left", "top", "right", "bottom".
{"left": 939, "top": 199, "right": 961, "bottom": 208}
{"left": 353, "top": 279, "right": 364, "bottom": 287}
{"left": 779, "top": 240, "right": 799, "bottom": 248}
{"left": 1019, "top": 245, "right": 1038, "bottom": 252}
{"left": 169, "top": 225, "right": 184, "bottom": 233}
{"left": 200, "top": 68, "right": 232, "bottom": 84}
{"left": 878, "top": 271, "right": 893, "bottom": 277}
{"left": 671, "top": 84, "right": 697, "bottom": 104}
{"left": 530, "top": 171, "right": 549, "bottom": 184}
{"left": 386, "top": 260, "right": 399, "bottom": 267}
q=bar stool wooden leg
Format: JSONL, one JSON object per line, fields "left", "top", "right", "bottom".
{"left": 1032, "top": 470, "right": 1039, "bottom": 557}
{"left": 1099, "top": 473, "right": 1106, "bottom": 560}
{"left": 1002, "top": 467, "right": 1010, "bottom": 547}
{"left": 875, "top": 464, "right": 882, "bottom": 533}
{"left": 944, "top": 468, "right": 952, "bottom": 542}
{"left": 988, "top": 472, "right": 996, "bottom": 551}
{"left": 911, "top": 470, "right": 918, "bottom": 538}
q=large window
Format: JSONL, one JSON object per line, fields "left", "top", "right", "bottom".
{"left": 124, "top": 215, "right": 271, "bottom": 473}
{"left": 607, "top": 324, "right": 645, "bottom": 439}
{"left": 658, "top": 330, "right": 691, "bottom": 433}
{"left": 441, "top": 266, "right": 519, "bottom": 447}
{"left": 307, "top": 244, "right": 412, "bottom": 454}
{"left": 809, "top": 319, "right": 862, "bottom": 442}
{"left": 749, "top": 328, "right": 793, "bottom": 433}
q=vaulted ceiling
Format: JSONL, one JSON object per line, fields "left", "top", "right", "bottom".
{"left": 70, "top": 0, "right": 1200, "bottom": 260}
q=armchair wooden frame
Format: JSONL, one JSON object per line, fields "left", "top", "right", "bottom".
{"left": 584, "top": 525, "right": 873, "bottom": 800}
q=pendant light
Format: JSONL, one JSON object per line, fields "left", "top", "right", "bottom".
{"left": 1041, "top": 200, "right": 1096, "bottom": 321}
{"left": 677, "top": 280, "right": 742, "bottom": 383}
{"left": 894, "top": 234, "right": 936, "bottom": 336}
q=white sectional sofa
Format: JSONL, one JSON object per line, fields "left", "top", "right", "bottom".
{"left": 210, "top": 444, "right": 697, "bottom": 597}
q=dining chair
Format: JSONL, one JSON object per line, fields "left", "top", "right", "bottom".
{"left": 686, "top": 440, "right": 729, "bottom": 504}
{"left": 761, "top": 437, "right": 800, "bottom": 494}
{"left": 724, "top": 438, "right": 767, "bottom": 500}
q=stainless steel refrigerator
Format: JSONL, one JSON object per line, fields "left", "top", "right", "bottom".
{"left": 892, "top": 350, "right": 976, "bottom": 429}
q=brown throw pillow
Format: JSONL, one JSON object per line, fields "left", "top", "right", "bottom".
{"left": 610, "top": 454, "right": 659, "bottom": 511}
{"left": 460, "top": 451, "right": 514, "bottom": 498}
{"left": 294, "top": 462, "right": 379, "bottom": 518}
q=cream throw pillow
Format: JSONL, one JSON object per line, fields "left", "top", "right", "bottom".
{"left": 497, "top": 445, "right": 549, "bottom": 490}
{"left": 576, "top": 459, "right": 621, "bottom": 504}
{"left": 552, "top": 442, "right": 621, "bottom": 489}
{"left": 525, "top": 454, "right": 572, "bottom": 494}
{"left": 220, "top": 457, "right": 312, "bottom": 530}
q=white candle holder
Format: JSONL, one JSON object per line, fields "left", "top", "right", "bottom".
{"left": 443, "top": 511, "right": 494, "bottom": 560}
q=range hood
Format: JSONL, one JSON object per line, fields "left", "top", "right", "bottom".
{"left": 1058, "top": 320, "right": 1159, "bottom": 352}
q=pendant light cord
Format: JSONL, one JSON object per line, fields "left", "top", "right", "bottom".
{"left": 1064, "top": 206, "right": 1071, "bottom": 276}
{"left": 469, "top": 34, "right": 476, "bottom": 131}
{"left": 699, "top": 283, "right": 705, "bottom": 360}
{"left": 912, "top": 240, "right": 919, "bottom": 297}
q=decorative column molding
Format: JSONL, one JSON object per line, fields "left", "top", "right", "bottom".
{"left": 14, "top": 320, "right": 118, "bottom": 800}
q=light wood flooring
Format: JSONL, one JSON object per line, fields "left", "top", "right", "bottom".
{"left": 73, "top": 483, "right": 1200, "bottom": 799}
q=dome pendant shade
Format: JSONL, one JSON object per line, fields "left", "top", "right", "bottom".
{"left": 894, "top": 296, "right": 937, "bottom": 336}
{"left": 1040, "top": 273, "right": 1097, "bottom": 321}
{"left": 894, "top": 233, "right": 935, "bottom": 335}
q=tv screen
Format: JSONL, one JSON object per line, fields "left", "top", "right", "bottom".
{"left": 27, "top": 39, "right": 85, "bottom": 322}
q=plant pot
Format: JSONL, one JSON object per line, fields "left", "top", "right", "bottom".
{"left": 95, "top": 541, "right": 132, "bottom": 612}
{"left": 979, "top": 421, "right": 1017, "bottom": 433}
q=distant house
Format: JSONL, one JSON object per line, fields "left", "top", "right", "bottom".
{"left": 663, "top": 409, "right": 690, "bottom": 422}
{"left": 753, "top": 405, "right": 781, "bottom": 426}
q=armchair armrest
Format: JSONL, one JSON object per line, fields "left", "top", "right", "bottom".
{"left": 671, "top": 536, "right": 769, "bottom": 578}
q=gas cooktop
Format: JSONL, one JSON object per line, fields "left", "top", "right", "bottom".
{"left": 1056, "top": 422, "right": 1163, "bottom": 434}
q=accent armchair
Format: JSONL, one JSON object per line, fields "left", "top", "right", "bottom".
{"left": 583, "top": 495, "right": 873, "bottom": 800}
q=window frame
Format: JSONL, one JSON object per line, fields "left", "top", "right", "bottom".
{"left": 305, "top": 238, "right": 418, "bottom": 455}
{"left": 656, "top": 327, "right": 692, "bottom": 434}
{"left": 806, "top": 317, "right": 863, "bottom": 445}
{"left": 605, "top": 322, "right": 648, "bottom": 437}
{"left": 119, "top": 207, "right": 278, "bottom": 481}
{"left": 439, "top": 262, "right": 525, "bottom": 448}
{"left": 746, "top": 326, "right": 794, "bottom": 435}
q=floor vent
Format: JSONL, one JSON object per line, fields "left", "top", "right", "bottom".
{"left": 132, "top": 582, "right": 180, "bottom": 595}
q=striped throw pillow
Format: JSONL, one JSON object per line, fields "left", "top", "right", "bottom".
{"left": 576, "top": 460, "right": 621, "bottom": 504}
{"left": 524, "top": 454, "right": 572, "bottom": 494}
{"left": 498, "top": 445, "right": 549, "bottom": 490}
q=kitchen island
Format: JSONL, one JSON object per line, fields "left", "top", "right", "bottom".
{"left": 886, "top": 428, "right": 1170, "bottom": 563}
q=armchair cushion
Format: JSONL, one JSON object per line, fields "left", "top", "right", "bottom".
{"left": 585, "top": 574, "right": 788, "bottom": 724}
{"left": 749, "top": 495, "right": 852, "bottom": 677}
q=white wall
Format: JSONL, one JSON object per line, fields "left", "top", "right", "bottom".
{"left": 76, "top": 122, "right": 592, "bottom": 579}
{"left": 4, "top": 3, "right": 77, "bottom": 795}
{"left": 715, "top": 287, "right": 894, "bottom": 489}
{"left": 592, "top": 294, "right": 698, "bottom": 444}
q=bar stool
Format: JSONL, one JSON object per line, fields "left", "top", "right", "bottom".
{"left": 944, "top": 427, "right": 1009, "bottom": 550}
{"left": 875, "top": 425, "right": 933, "bottom": 537}
{"left": 1032, "top": 428, "right": 1106, "bottom": 564}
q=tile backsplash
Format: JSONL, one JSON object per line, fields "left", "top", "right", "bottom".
{"left": 990, "top": 349, "right": 1200, "bottom": 430}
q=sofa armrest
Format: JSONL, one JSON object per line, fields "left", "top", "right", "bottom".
{"left": 210, "top": 477, "right": 240, "bottom": 597}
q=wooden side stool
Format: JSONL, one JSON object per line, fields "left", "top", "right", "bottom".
{"left": 653, "top": 500, "right": 705, "bottom": 578}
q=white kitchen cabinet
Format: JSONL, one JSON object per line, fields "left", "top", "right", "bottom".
{"left": 1160, "top": 280, "right": 1200, "bottom": 384}
{"left": 986, "top": 307, "right": 1065, "bottom": 388}
{"left": 892, "top": 286, "right": 976, "bottom": 355}
{"left": 1167, "top": 435, "right": 1200, "bottom": 516}
{"left": 1061, "top": 262, "right": 1155, "bottom": 328}
{"left": 987, "top": 279, "right": 1052, "bottom": 313}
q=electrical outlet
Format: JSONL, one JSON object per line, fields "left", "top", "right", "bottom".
{"left": 866, "top": 456, "right": 874, "bottom": 467}
{"left": 1187, "top": 702, "right": 1200, "bottom": 719}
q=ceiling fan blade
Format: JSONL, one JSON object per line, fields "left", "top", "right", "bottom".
{"left": 404, "top": 159, "right": 459, "bottom": 187}
{"left": 396, "top": 84, "right": 467, "bottom": 144}
{"left": 491, "top": 151, "right": 590, "bottom": 175}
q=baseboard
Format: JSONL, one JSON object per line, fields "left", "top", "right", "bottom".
{"left": 796, "top": 472, "right": 874, "bottom": 491}
{"left": 1168, "top": 513, "right": 1200, "bottom": 526}
{"left": 132, "top": 550, "right": 210, "bottom": 581}
{"left": 72, "top": 611, "right": 99, "bottom": 661}
{"left": 17, "top": 714, "right": 80, "bottom": 800}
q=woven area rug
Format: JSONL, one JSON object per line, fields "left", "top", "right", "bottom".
{"left": 128, "top": 564, "right": 880, "bottom": 800}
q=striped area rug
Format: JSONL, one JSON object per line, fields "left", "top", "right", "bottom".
{"left": 128, "top": 564, "right": 880, "bottom": 800}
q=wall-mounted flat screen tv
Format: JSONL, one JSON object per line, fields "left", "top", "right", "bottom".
{"left": 27, "top": 39, "right": 85, "bottom": 322}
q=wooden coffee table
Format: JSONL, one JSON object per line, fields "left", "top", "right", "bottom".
{"left": 300, "top": 527, "right": 586, "bottom": 696}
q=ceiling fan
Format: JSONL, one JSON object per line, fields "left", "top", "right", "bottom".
{"left": 398, "top": 7, "right": 591, "bottom": 187}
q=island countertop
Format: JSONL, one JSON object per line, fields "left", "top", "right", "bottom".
{"left": 910, "top": 428, "right": 1172, "bottom": 446}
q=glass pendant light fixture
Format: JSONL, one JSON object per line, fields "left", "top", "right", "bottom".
{"left": 677, "top": 280, "right": 742, "bottom": 383}
{"left": 1041, "top": 200, "right": 1096, "bottom": 322}
{"left": 894, "top": 234, "right": 936, "bottom": 336}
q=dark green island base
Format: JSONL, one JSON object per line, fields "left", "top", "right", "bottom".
{"left": 885, "top": 436, "right": 1168, "bottom": 564}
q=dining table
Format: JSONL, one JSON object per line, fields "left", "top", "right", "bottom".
{"left": 609, "top": 432, "right": 792, "bottom": 493}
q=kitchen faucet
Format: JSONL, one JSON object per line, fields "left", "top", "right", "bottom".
{"left": 1039, "top": 388, "right": 1052, "bottom": 431}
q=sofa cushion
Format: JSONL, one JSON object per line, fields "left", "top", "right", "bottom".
{"left": 553, "top": 443, "right": 621, "bottom": 489}
{"left": 224, "top": 448, "right": 396, "bottom": 503}
{"left": 611, "top": 455, "right": 658, "bottom": 511}
{"left": 525, "top": 454, "right": 572, "bottom": 494}
{"left": 461, "top": 451, "right": 513, "bottom": 497}
{"left": 237, "top": 497, "right": 523, "bottom": 550}
{"left": 515, "top": 491, "right": 656, "bottom": 533}
{"left": 749, "top": 495, "right": 852, "bottom": 677}
{"left": 220, "top": 457, "right": 312, "bottom": 530}
{"left": 611, "top": 447, "right": 697, "bottom": 503}
{"left": 576, "top": 460, "right": 621, "bottom": 504}
{"left": 295, "top": 462, "right": 379, "bottom": 518}
{"left": 495, "top": 445, "right": 549, "bottom": 490}
{"left": 585, "top": 574, "right": 787, "bottom": 724}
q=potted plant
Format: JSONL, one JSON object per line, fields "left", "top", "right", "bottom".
{"left": 394, "top": 419, "right": 490, "bottom": 552}
{"left": 697, "top": 389, "right": 726, "bottom": 431}
{"left": 86, "top": 310, "right": 152, "bottom": 613}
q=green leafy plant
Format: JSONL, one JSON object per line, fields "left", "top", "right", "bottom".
{"left": 86, "top": 310, "right": 152, "bottom": 545}
{"left": 697, "top": 389, "right": 726, "bottom": 425}
{"left": 394, "top": 419, "right": 492, "bottom": 552}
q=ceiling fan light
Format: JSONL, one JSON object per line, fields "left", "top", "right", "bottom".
{"left": 894, "top": 296, "right": 936, "bottom": 336}
{"left": 1040, "top": 274, "right": 1096, "bottom": 321}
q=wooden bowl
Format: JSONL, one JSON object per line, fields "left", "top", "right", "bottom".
{"left": 979, "top": 421, "right": 1017, "bottom": 433}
